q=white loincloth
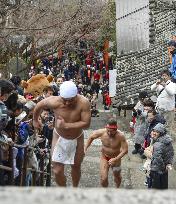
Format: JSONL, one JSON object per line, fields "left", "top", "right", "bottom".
{"left": 52, "top": 129, "right": 83, "bottom": 164}
{"left": 112, "top": 166, "right": 121, "bottom": 172}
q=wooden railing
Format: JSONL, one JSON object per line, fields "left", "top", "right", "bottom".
{"left": 0, "top": 139, "right": 51, "bottom": 186}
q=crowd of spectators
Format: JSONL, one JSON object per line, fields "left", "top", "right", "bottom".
{"left": 1, "top": 42, "right": 176, "bottom": 189}
{"left": 0, "top": 48, "right": 113, "bottom": 186}
{"left": 131, "top": 68, "right": 176, "bottom": 189}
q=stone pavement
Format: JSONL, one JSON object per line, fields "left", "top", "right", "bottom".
{"left": 62, "top": 110, "right": 176, "bottom": 189}
{"left": 51, "top": 95, "right": 176, "bottom": 189}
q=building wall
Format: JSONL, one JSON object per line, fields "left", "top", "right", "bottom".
{"left": 115, "top": 0, "right": 149, "bottom": 54}
{"left": 113, "top": 0, "right": 176, "bottom": 106}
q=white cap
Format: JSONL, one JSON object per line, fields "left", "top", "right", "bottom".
{"left": 60, "top": 81, "right": 77, "bottom": 99}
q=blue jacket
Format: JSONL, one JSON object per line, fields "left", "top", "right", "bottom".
{"left": 170, "top": 52, "right": 176, "bottom": 79}
{"left": 17, "top": 122, "right": 33, "bottom": 159}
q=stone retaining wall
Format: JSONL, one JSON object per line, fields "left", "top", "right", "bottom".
{"left": 1, "top": 188, "right": 176, "bottom": 204}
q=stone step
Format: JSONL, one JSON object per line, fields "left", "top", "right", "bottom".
{"left": 1, "top": 187, "right": 176, "bottom": 204}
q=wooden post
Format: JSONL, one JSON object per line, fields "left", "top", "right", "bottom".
{"left": 8, "top": 146, "right": 14, "bottom": 185}
{"left": 124, "top": 106, "right": 127, "bottom": 117}
{"left": 118, "top": 106, "right": 121, "bottom": 116}
{"left": 46, "top": 156, "right": 51, "bottom": 186}
{"left": 32, "top": 171, "right": 36, "bottom": 186}
{"left": 20, "top": 146, "right": 28, "bottom": 186}
{"left": 39, "top": 156, "right": 44, "bottom": 186}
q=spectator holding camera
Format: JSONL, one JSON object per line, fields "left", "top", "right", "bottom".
{"left": 151, "top": 69, "right": 176, "bottom": 141}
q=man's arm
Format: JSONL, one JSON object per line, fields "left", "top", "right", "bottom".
{"left": 33, "top": 97, "right": 53, "bottom": 128}
{"left": 164, "top": 82, "right": 176, "bottom": 96}
{"left": 84, "top": 129, "right": 103, "bottom": 153}
{"left": 151, "top": 82, "right": 163, "bottom": 92}
{"left": 64, "top": 99, "right": 91, "bottom": 129}
{"left": 115, "top": 136, "right": 128, "bottom": 161}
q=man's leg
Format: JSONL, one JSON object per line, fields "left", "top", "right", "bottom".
{"left": 71, "top": 135, "right": 84, "bottom": 187}
{"left": 100, "top": 155, "right": 109, "bottom": 187}
{"left": 51, "top": 130, "right": 66, "bottom": 186}
{"left": 112, "top": 168, "right": 122, "bottom": 188}
{"left": 52, "top": 162, "right": 66, "bottom": 186}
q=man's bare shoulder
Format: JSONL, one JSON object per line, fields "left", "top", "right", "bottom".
{"left": 41, "top": 96, "right": 60, "bottom": 108}
{"left": 93, "top": 128, "right": 106, "bottom": 137}
{"left": 79, "top": 95, "right": 90, "bottom": 102}
{"left": 116, "top": 130, "right": 126, "bottom": 140}
{"left": 78, "top": 95, "right": 90, "bottom": 106}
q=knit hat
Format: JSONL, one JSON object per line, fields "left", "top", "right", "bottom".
{"left": 152, "top": 123, "right": 165, "bottom": 134}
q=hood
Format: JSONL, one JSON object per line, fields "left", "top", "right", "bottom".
{"left": 155, "top": 114, "right": 166, "bottom": 124}
{"left": 156, "top": 134, "right": 172, "bottom": 145}
{"left": 150, "top": 114, "right": 165, "bottom": 125}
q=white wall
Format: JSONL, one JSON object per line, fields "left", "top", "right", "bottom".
{"left": 115, "top": 0, "right": 149, "bottom": 54}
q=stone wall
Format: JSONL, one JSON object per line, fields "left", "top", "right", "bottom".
{"left": 1, "top": 188, "right": 176, "bottom": 204}
{"left": 114, "top": 0, "right": 176, "bottom": 106}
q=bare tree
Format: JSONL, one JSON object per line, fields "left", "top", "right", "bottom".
{"left": 0, "top": 0, "right": 107, "bottom": 69}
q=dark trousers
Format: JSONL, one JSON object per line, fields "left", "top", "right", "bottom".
{"left": 147, "top": 176, "right": 152, "bottom": 188}
{"left": 150, "top": 171, "right": 168, "bottom": 189}
{"left": 134, "top": 143, "right": 141, "bottom": 151}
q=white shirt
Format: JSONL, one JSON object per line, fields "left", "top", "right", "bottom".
{"left": 151, "top": 80, "right": 176, "bottom": 111}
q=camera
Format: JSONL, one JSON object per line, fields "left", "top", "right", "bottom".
{"left": 157, "top": 77, "right": 164, "bottom": 83}
{"left": 49, "top": 116, "right": 54, "bottom": 121}
{"left": 46, "top": 115, "right": 54, "bottom": 123}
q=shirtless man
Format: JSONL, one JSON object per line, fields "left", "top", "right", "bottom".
{"left": 33, "top": 81, "right": 91, "bottom": 187}
{"left": 84, "top": 118, "right": 128, "bottom": 188}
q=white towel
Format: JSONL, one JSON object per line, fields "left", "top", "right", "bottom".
{"left": 13, "top": 147, "right": 19, "bottom": 178}
{"left": 52, "top": 136, "right": 77, "bottom": 164}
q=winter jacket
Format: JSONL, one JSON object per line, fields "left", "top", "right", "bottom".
{"left": 42, "top": 124, "right": 53, "bottom": 145}
{"left": 150, "top": 134, "right": 174, "bottom": 174}
{"left": 17, "top": 122, "right": 33, "bottom": 159}
{"left": 133, "top": 109, "right": 147, "bottom": 145}
{"left": 105, "top": 94, "right": 111, "bottom": 106}
{"left": 144, "top": 114, "right": 165, "bottom": 148}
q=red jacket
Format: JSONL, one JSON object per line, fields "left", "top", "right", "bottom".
{"left": 94, "top": 73, "right": 100, "bottom": 81}
{"left": 105, "top": 94, "right": 111, "bottom": 106}
{"left": 85, "top": 57, "right": 92, "bottom": 66}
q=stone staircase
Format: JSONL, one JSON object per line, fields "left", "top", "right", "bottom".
{"left": 1, "top": 187, "right": 176, "bottom": 204}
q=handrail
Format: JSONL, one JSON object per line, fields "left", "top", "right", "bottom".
{"left": 27, "top": 168, "right": 50, "bottom": 176}
{"left": 0, "top": 138, "right": 51, "bottom": 186}
{"left": 0, "top": 165, "right": 12, "bottom": 171}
